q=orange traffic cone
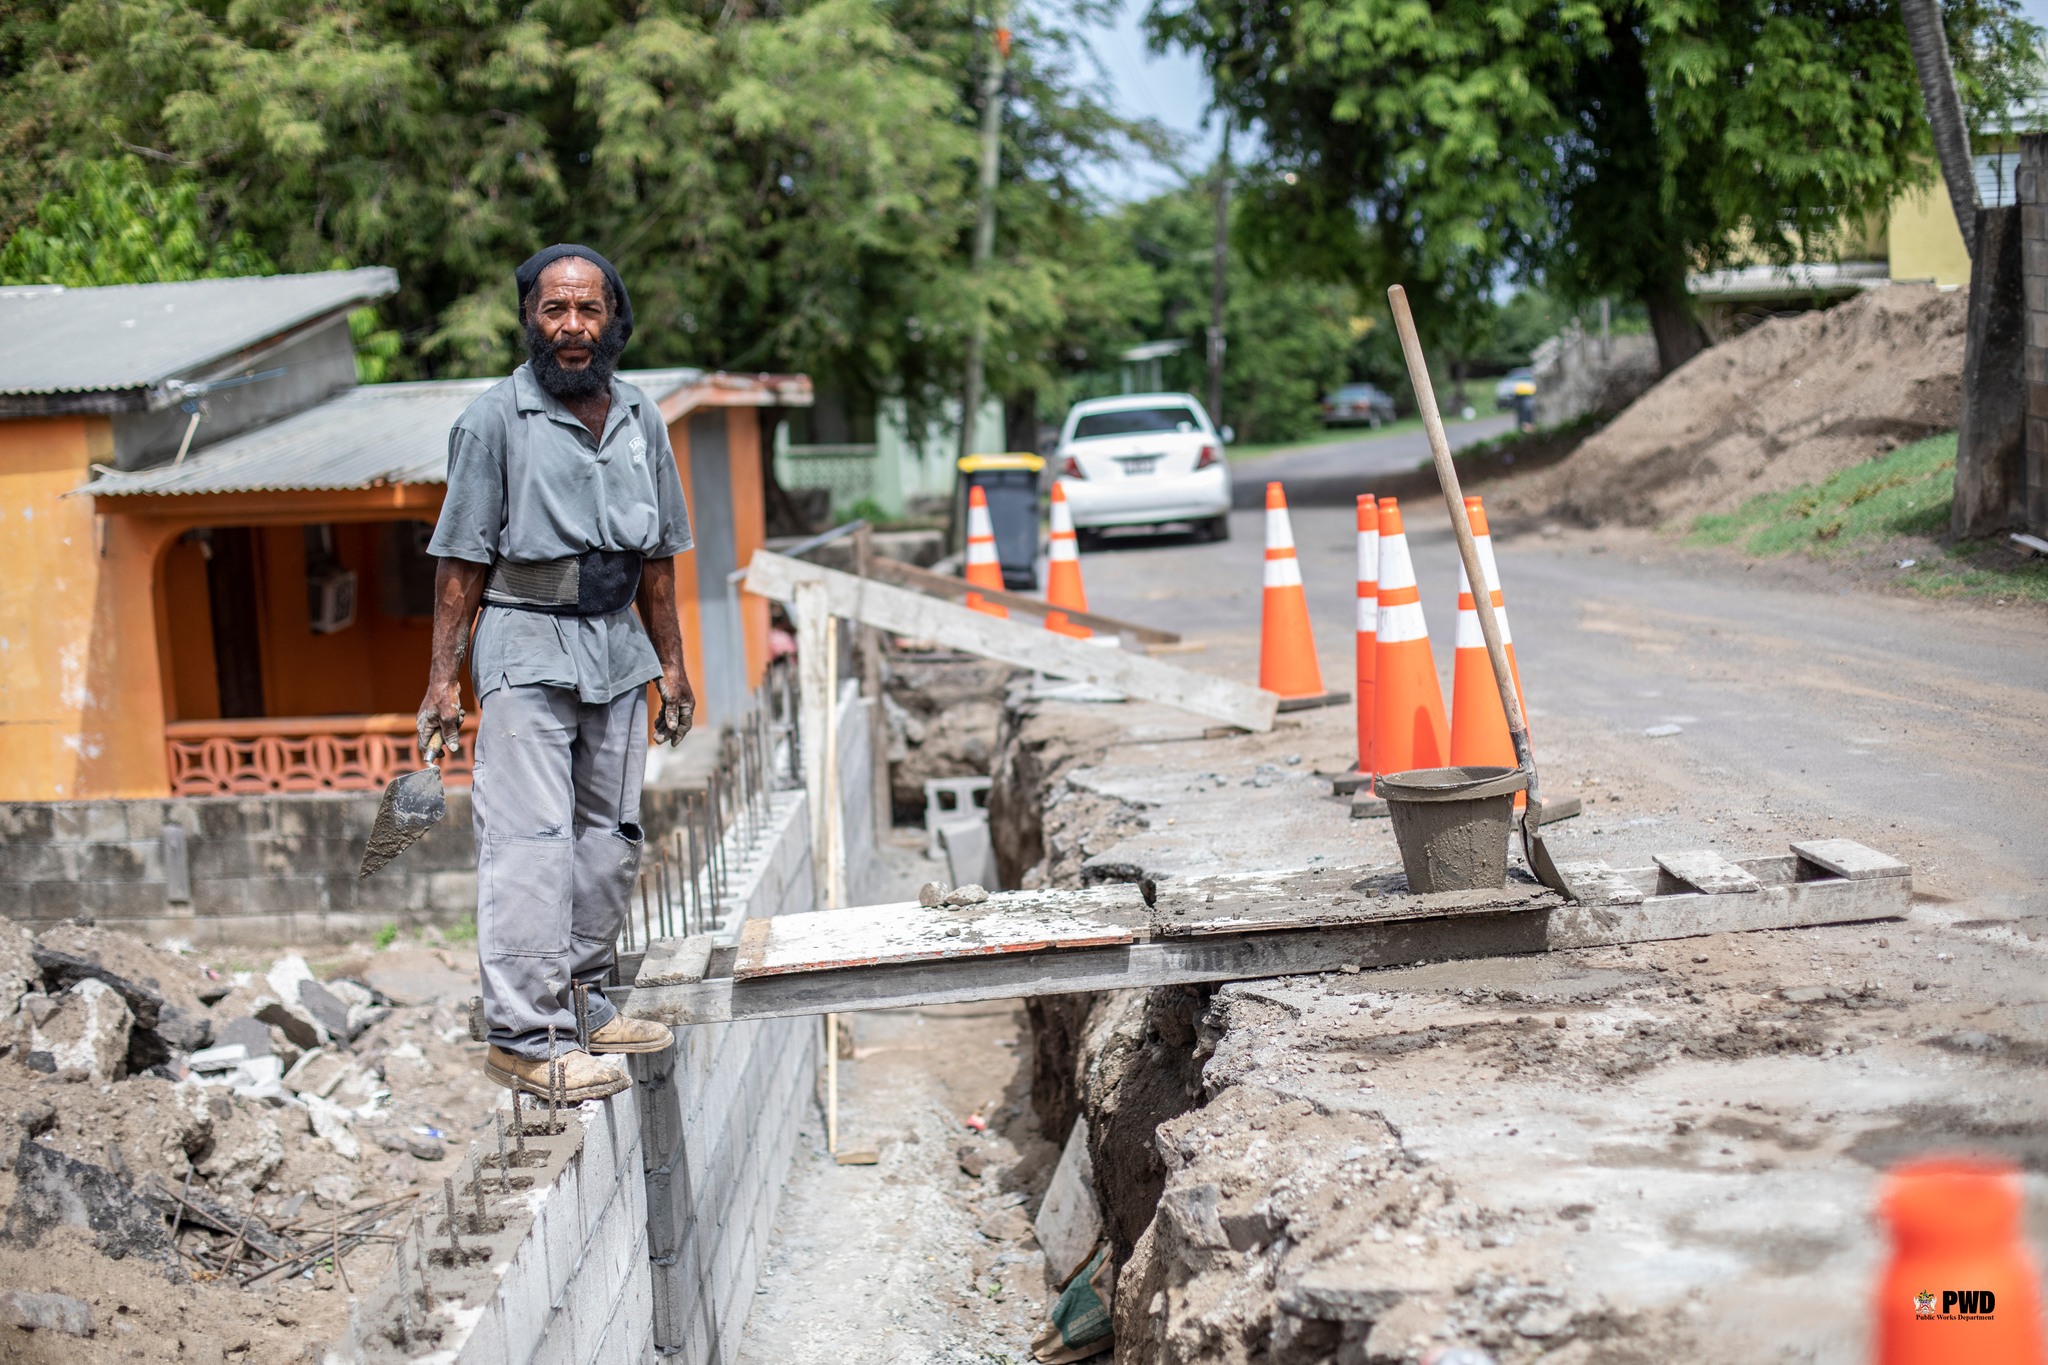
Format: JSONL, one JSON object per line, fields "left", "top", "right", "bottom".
{"left": 1448, "top": 495, "right": 1529, "bottom": 795}
{"left": 1259, "top": 482, "right": 1327, "bottom": 699}
{"left": 964, "top": 485, "right": 1007, "bottom": 618}
{"left": 1877, "top": 1158, "right": 2045, "bottom": 1364}
{"left": 1373, "top": 497, "right": 1449, "bottom": 777}
{"left": 1044, "top": 484, "right": 1091, "bottom": 638}
{"left": 1354, "top": 494, "right": 1379, "bottom": 783}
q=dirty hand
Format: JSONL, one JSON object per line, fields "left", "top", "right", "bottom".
{"left": 654, "top": 677, "right": 695, "bottom": 747}
{"left": 416, "top": 682, "right": 464, "bottom": 761}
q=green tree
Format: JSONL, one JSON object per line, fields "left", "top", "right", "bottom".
{"left": 0, "top": 155, "right": 271, "bottom": 286}
{"left": 1090, "top": 183, "right": 1354, "bottom": 444}
{"left": 1150, "top": 0, "right": 2041, "bottom": 374}
{"left": 0, "top": 0, "right": 1156, "bottom": 422}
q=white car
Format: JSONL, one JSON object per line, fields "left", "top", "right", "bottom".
{"left": 1053, "top": 393, "right": 1232, "bottom": 544}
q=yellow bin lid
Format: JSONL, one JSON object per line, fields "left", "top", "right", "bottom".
{"left": 957, "top": 452, "right": 1045, "bottom": 474}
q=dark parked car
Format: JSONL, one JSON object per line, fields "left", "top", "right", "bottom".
{"left": 1320, "top": 382, "right": 1397, "bottom": 428}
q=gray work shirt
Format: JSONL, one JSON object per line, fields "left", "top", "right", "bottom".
{"left": 429, "top": 364, "right": 693, "bottom": 704}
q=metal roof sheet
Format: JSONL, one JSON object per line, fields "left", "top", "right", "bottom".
{"left": 82, "top": 368, "right": 707, "bottom": 498}
{"left": 0, "top": 268, "right": 397, "bottom": 399}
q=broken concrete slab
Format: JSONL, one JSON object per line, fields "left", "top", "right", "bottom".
{"left": 1035, "top": 1118, "right": 1103, "bottom": 1284}
{"left": 303, "top": 1094, "right": 360, "bottom": 1161}
{"left": 0, "top": 1287, "right": 95, "bottom": 1337}
{"left": 30, "top": 978, "right": 133, "bottom": 1081}
{"left": 282, "top": 1048, "right": 354, "bottom": 1100}
{"left": 297, "top": 978, "right": 355, "bottom": 1041}
{"left": 4, "top": 1138, "right": 183, "bottom": 1278}
{"left": 220, "top": 1016, "right": 271, "bottom": 1062}
{"left": 0, "top": 919, "right": 35, "bottom": 1014}
{"left": 31, "top": 922, "right": 215, "bottom": 1053}
{"left": 194, "top": 1104, "right": 285, "bottom": 1198}
{"left": 361, "top": 947, "right": 475, "bottom": 1007}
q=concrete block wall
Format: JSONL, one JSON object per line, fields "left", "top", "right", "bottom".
{"left": 632, "top": 781, "right": 822, "bottom": 1363}
{"left": 350, "top": 1086, "right": 653, "bottom": 1364}
{"left": 0, "top": 773, "right": 702, "bottom": 946}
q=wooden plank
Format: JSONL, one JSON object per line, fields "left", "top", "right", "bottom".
{"left": 1653, "top": 849, "right": 1761, "bottom": 895}
{"left": 1553, "top": 860, "right": 1646, "bottom": 906}
{"left": 865, "top": 555, "right": 1180, "bottom": 644}
{"left": 623, "top": 860, "right": 1909, "bottom": 1024}
{"left": 745, "top": 551, "right": 1278, "bottom": 733}
{"left": 1546, "top": 873, "right": 1909, "bottom": 948}
{"left": 1791, "top": 838, "right": 1911, "bottom": 880}
{"left": 636, "top": 933, "right": 714, "bottom": 987}
{"left": 731, "top": 885, "right": 1148, "bottom": 980}
{"left": 1153, "top": 865, "right": 1556, "bottom": 936}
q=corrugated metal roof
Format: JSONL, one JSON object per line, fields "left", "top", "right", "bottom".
{"left": 0, "top": 268, "right": 397, "bottom": 399}
{"left": 83, "top": 368, "right": 707, "bottom": 498}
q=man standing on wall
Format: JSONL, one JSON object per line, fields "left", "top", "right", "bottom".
{"left": 417, "top": 244, "right": 694, "bottom": 1100}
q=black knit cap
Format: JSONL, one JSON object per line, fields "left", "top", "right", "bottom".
{"left": 514, "top": 243, "right": 633, "bottom": 343}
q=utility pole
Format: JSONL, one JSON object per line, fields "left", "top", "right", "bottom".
{"left": 958, "top": 16, "right": 1009, "bottom": 469}
{"left": 1207, "top": 121, "right": 1231, "bottom": 426}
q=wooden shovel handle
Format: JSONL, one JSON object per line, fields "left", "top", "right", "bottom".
{"left": 1386, "top": 285, "right": 1543, "bottom": 814}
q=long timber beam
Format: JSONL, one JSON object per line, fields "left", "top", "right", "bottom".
{"left": 743, "top": 550, "right": 1278, "bottom": 733}
{"left": 621, "top": 842, "right": 1911, "bottom": 1025}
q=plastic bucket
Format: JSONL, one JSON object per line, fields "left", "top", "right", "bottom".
{"left": 1377, "top": 765, "right": 1530, "bottom": 893}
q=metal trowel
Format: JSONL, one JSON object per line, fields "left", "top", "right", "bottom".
{"left": 359, "top": 736, "right": 446, "bottom": 878}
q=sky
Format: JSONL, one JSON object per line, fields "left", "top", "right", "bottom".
{"left": 1073, "top": 0, "right": 1220, "bottom": 201}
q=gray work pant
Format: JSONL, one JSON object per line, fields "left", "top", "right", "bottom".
{"left": 471, "top": 682, "right": 647, "bottom": 1058}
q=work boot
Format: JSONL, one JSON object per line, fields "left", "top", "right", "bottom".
{"left": 483, "top": 1046, "right": 630, "bottom": 1102}
{"left": 587, "top": 1014, "right": 675, "bottom": 1054}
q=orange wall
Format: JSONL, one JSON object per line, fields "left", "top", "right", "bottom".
{"left": 726, "top": 408, "right": 770, "bottom": 690}
{"left": 0, "top": 415, "right": 181, "bottom": 800}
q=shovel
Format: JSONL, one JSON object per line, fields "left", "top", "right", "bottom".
{"left": 1387, "top": 285, "right": 1572, "bottom": 899}
{"left": 359, "top": 734, "right": 446, "bottom": 878}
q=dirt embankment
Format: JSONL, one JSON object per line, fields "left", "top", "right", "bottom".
{"left": 992, "top": 691, "right": 2048, "bottom": 1365}
{"left": 1498, "top": 285, "right": 1966, "bottom": 529}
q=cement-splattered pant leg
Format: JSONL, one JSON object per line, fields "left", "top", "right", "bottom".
{"left": 472, "top": 683, "right": 646, "bottom": 1058}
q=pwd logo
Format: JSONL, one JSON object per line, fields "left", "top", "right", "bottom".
{"left": 1915, "top": 1289, "right": 1997, "bottom": 1320}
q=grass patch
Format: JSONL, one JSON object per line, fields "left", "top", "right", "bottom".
{"left": 1690, "top": 433, "right": 1957, "bottom": 554}
{"left": 373, "top": 922, "right": 399, "bottom": 950}
{"left": 443, "top": 914, "right": 478, "bottom": 944}
{"left": 1687, "top": 432, "right": 2048, "bottom": 603}
{"left": 1232, "top": 415, "right": 1439, "bottom": 460}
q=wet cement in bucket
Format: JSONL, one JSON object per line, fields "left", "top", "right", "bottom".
{"left": 1377, "top": 765, "right": 1530, "bottom": 893}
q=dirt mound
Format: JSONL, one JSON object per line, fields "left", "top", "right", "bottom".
{"left": 1504, "top": 285, "right": 1966, "bottom": 528}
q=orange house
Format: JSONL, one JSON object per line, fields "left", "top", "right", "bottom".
{"left": 0, "top": 270, "right": 809, "bottom": 802}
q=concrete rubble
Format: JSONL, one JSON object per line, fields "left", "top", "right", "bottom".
{"left": 0, "top": 1287, "right": 96, "bottom": 1337}
{"left": 0, "top": 915, "right": 501, "bottom": 1355}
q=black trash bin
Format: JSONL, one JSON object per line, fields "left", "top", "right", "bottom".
{"left": 959, "top": 453, "right": 1045, "bottom": 591}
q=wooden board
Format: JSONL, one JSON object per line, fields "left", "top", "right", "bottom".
{"left": 1152, "top": 865, "right": 1557, "bottom": 936}
{"left": 1791, "top": 838, "right": 1911, "bottom": 880}
{"left": 623, "top": 840, "right": 1914, "bottom": 1024}
{"left": 865, "top": 556, "right": 1180, "bottom": 645}
{"left": 745, "top": 551, "right": 1278, "bottom": 733}
{"left": 1653, "top": 849, "right": 1761, "bottom": 895}
{"left": 732, "top": 885, "right": 1147, "bottom": 980}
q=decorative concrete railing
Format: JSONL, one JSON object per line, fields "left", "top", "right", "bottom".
{"left": 163, "top": 714, "right": 477, "bottom": 797}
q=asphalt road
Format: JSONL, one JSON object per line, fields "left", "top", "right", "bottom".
{"left": 1073, "top": 431, "right": 2048, "bottom": 907}
{"left": 1228, "top": 413, "right": 1516, "bottom": 507}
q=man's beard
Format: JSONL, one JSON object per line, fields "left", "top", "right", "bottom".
{"left": 524, "top": 314, "right": 627, "bottom": 400}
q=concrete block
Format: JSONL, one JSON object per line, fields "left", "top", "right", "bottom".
{"left": 530, "top": 1305, "right": 577, "bottom": 1365}
{"left": 457, "top": 1296, "right": 508, "bottom": 1365}
{"left": 494, "top": 1230, "right": 551, "bottom": 1355}
{"left": 73, "top": 840, "right": 159, "bottom": 883}
{"left": 0, "top": 803, "right": 57, "bottom": 841}
{"left": 428, "top": 871, "right": 479, "bottom": 913}
{"left": 540, "top": 1161, "right": 584, "bottom": 1307}
{"left": 83, "top": 803, "right": 129, "bottom": 843}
